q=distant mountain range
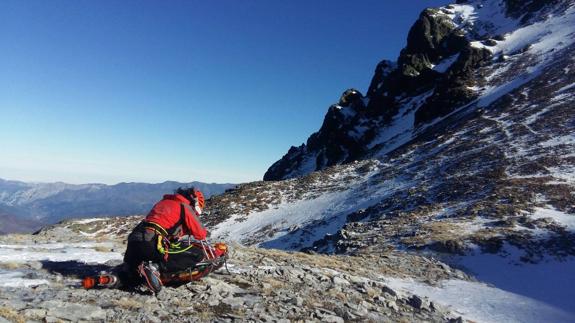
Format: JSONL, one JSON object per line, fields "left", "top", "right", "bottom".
{"left": 0, "top": 178, "right": 236, "bottom": 233}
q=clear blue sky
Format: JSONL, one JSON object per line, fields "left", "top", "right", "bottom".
{"left": 0, "top": 0, "right": 448, "bottom": 184}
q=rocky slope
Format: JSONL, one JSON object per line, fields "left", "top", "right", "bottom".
{"left": 264, "top": 0, "right": 573, "bottom": 181}
{"left": 201, "top": 0, "right": 575, "bottom": 319}
{"left": 0, "top": 219, "right": 470, "bottom": 322}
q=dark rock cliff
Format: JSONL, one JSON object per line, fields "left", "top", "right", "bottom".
{"left": 264, "top": 0, "right": 570, "bottom": 181}
{"left": 264, "top": 3, "right": 485, "bottom": 181}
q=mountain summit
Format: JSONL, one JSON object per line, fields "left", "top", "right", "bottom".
{"left": 264, "top": 0, "right": 574, "bottom": 181}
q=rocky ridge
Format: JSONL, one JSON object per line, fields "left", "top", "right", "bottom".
{"left": 309, "top": 45, "right": 575, "bottom": 261}
{"left": 264, "top": 0, "right": 573, "bottom": 181}
{"left": 200, "top": 2, "right": 575, "bottom": 317}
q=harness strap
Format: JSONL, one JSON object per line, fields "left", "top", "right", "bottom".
{"left": 143, "top": 203, "right": 200, "bottom": 261}
{"left": 143, "top": 221, "right": 169, "bottom": 237}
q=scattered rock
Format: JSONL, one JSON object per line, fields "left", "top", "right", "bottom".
{"left": 408, "top": 295, "right": 424, "bottom": 309}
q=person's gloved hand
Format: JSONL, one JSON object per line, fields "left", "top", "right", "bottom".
{"left": 213, "top": 242, "right": 228, "bottom": 257}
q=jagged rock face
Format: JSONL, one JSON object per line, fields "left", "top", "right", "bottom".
{"left": 264, "top": 96, "right": 371, "bottom": 181}
{"left": 414, "top": 46, "right": 491, "bottom": 125}
{"left": 210, "top": 1, "right": 575, "bottom": 270}
{"left": 306, "top": 44, "right": 575, "bottom": 260}
{"left": 398, "top": 8, "right": 467, "bottom": 77}
{"left": 264, "top": 0, "right": 573, "bottom": 181}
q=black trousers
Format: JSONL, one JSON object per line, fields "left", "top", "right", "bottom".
{"left": 123, "top": 223, "right": 205, "bottom": 275}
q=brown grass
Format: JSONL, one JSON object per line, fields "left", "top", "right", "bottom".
{"left": 112, "top": 297, "right": 142, "bottom": 310}
{"left": 0, "top": 262, "right": 23, "bottom": 270}
{"left": 94, "top": 245, "right": 113, "bottom": 253}
{"left": 401, "top": 221, "right": 461, "bottom": 246}
{"left": 0, "top": 306, "right": 25, "bottom": 323}
{"left": 326, "top": 288, "right": 348, "bottom": 302}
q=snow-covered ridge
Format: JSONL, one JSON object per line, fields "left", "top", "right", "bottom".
{"left": 442, "top": 0, "right": 519, "bottom": 37}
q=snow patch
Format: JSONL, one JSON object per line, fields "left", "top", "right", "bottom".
{"left": 284, "top": 153, "right": 318, "bottom": 180}
{"left": 450, "top": 244, "right": 575, "bottom": 317}
{"left": 0, "top": 269, "right": 50, "bottom": 288}
{"left": 370, "top": 90, "right": 434, "bottom": 155}
{"left": 433, "top": 54, "right": 460, "bottom": 73}
{"left": 556, "top": 82, "right": 575, "bottom": 93}
{"left": 211, "top": 191, "right": 351, "bottom": 245}
{"left": 527, "top": 207, "right": 575, "bottom": 232}
{"left": 0, "top": 242, "right": 122, "bottom": 263}
{"left": 385, "top": 276, "right": 575, "bottom": 323}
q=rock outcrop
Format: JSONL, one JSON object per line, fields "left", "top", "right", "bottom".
{"left": 264, "top": 0, "right": 573, "bottom": 181}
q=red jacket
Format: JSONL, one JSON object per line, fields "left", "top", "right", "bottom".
{"left": 144, "top": 194, "right": 207, "bottom": 240}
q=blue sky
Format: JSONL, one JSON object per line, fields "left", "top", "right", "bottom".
{"left": 0, "top": 0, "right": 448, "bottom": 184}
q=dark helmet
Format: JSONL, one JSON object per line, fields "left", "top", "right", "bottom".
{"left": 176, "top": 187, "right": 205, "bottom": 209}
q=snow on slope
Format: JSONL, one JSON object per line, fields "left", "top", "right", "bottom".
{"left": 0, "top": 269, "right": 50, "bottom": 288}
{"left": 449, "top": 243, "right": 575, "bottom": 316}
{"left": 417, "top": 6, "right": 575, "bottom": 136}
{"left": 212, "top": 160, "right": 404, "bottom": 248}
{"left": 365, "top": 1, "right": 575, "bottom": 166}
{"left": 369, "top": 90, "right": 434, "bottom": 156}
{"left": 526, "top": 207, "right": 575, "bottom": 231}
{"left": 212, "top": 157, "right": 426, "bottom": 250}
{"left": 0, "top": 242, "right": 122, "bottom": 263}
{"left": 475, "top": 5, "right": 575, "bottom": 106}
{"left": 386, "top": 275, "right": 575, "bottom": 323}
{"left": 443, "top": 0, "right": 519, "bottom": 37}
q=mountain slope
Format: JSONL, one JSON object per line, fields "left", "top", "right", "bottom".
{"left": 203, "top": 0, "right": 575, "bottom": 318}
{"left": 0, "top": 206, "right": 41, "bottom": 234}
{"left": 212, "top": 0, "right": 575, "bottom": 254}
{"left": 264, "top": 0, "right": 574, "bottom": 181}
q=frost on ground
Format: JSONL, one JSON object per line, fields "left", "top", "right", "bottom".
{"left": 451, "top": 244, "right": 575, "bottom": 315}
{"left": 526, "top": 207, "right": 575, "bottom": 232}
{"left": 0, "top": 231, "right": 471, "bottom": 322}
{"left": 0, "top": 269, "right": 49, "bottom": 288}
{"left": 0, "top": 242, "right": 122, "bottom": 264}
{"left": 386, "top": 276, "right": 575, "bottom": 323}
{"left": 0, "top": 240, "right": 123, "bottom": 289}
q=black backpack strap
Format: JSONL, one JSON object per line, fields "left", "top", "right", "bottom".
{"left": 166, "top": 204, "right": 187, "bottom": 237}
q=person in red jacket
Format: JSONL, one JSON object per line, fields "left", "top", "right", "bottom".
{"left": 122, "top": 187, "right": 209, "bottom": 293}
